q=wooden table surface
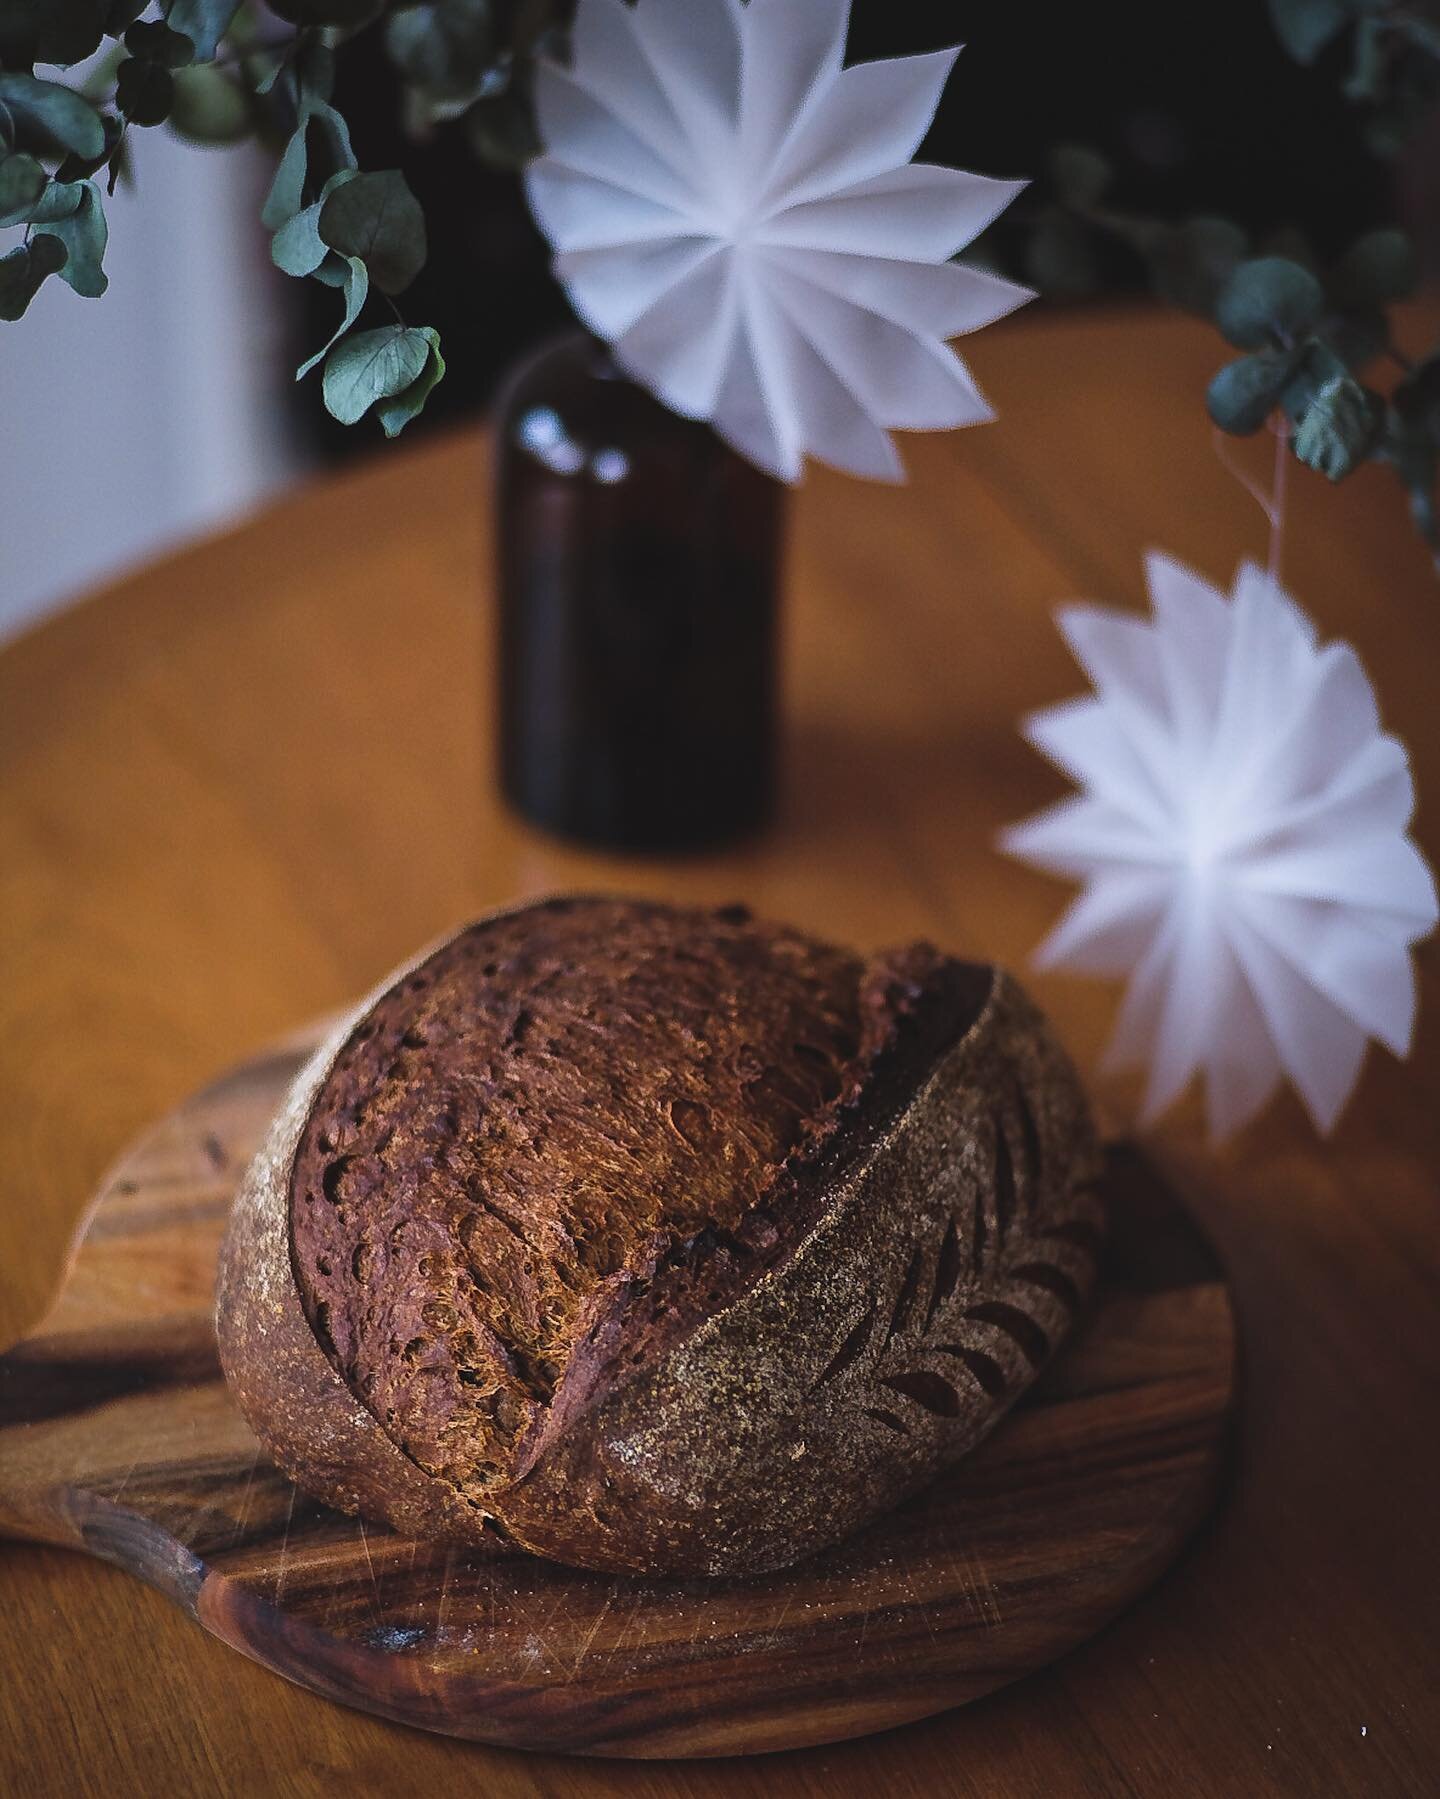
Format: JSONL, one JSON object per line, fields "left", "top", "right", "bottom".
{"left": 2, "top": 307, "right": 1437, "bottom": 1798}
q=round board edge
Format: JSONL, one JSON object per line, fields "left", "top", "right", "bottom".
{"left": 0, "top": 1029, "right": 1239, "bottom": 1760}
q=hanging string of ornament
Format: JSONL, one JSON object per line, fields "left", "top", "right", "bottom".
{"left": 1210, "top": 416, "right": 1290, "bottom": 587}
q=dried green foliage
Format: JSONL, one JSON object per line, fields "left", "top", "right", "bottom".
{"left": 1012, "top": 3, "right": 1440, "bottom": 564}
{"left": 0, "top": 0, "right": 1434, "bottom": 552}
{"left": 0, "top": 0, "right": 568, "bottom": 433}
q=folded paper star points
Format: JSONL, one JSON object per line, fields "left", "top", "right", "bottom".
{"left": 525, "top": 0, "right": 1032, "bottom": 483}
{"left": 1002, "top": 551, "right": 1438, "bottom": 1141}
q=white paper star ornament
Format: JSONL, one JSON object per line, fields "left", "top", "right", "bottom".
{"left": 524, "top": 0, "right": 1033, "bottom": 483}
{"left": 1001, "top": 551, "right": 1439, "bottom": 1141}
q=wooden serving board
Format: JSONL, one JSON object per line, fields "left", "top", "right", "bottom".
{"left": 0, "top": 1031, "right": 1236, "bottom": 1760}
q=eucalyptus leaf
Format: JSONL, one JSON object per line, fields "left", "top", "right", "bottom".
{"left": 260, "top": 102, "right": 355, "bottom": 231}
{"left": 1151, "top": 216, "right": 1249, "bottom": 315}
{"left": 125, "top": 20, "right": 197, "bottom": 69}
{"left": 1206, "top": 349, "right": 1301, "bottom": 435}
{"left": 0, "top": 2, "right": 41, "bottom": 64}
{"left": 116, "top": 58, "right": 176, "bottom": 129}
{"left": 463, "top": 84, "right": 541, "bottom": 168}
{"left": 1345, "top": 13, "right": 1386, "bottom": 105}
{"left": 28, "top": 180, "right": 86, "bottom": 225}
{"left": 161, "top": 0, "right": 244, "bottom": 62}
{"left": 35, "top": 180, "right": 108, "bottom": 298}
{"left": 297, "top": 254, "right": 368, "bottom": 379}
{"left": 1292, "top": 374, "right": 1384, "bottom": 480}
{"left": 250, "top": 52, "right": 289, "bottom": 98}
{"left": 268, "top": 0, "right": 387, "bottom": 25}
{"left": 1359, "top": 26, "right": 1440, "bottom": 156}
{"left": 300, "top": 100, "right": 357, "bottom": 195}
{"left": 271, "top": 200, "right": 329, "bottom": 277}
{"left": 0, "top": 236, "right": 68, "bottom": 322}
{"left": 261, "top": 124, "right": 309, "bottom": 231}
{"left": 295, "top": 36, "right": 337, "bottom": 108}
{"left": 309, "top": 102, "right": 356, "bottom": 178}
{"left": 387, "top": 0, "right": 497, "bottom": 101}
{"left": 55, "top": 113, "right": 123, "bottom": 183}
{"left": 1021, "top": 205, "right": 1101, "bottom": 298}
{"left": 169, "top": 65, "right": 252, "bottom": 144}
{"left": 1410, "top": 481, "right": 1437, "bottom": 551}
{"left": 0, "top": 75, "right": 107, "bottom": 161}
{"left": 322, "top": 323, "right": 432, "bottom": 426}
{"left": 0, "top": 153, "right": 47, "bottom": 228}
{"left": 309, "top": 230, "right": 364, "bottom": 288}
{"left": 1322, "top": 306, "right": 1388, "bottom": 373}
{"left": 1048, "top": 143, "right": 1110, "bottom": 210}
{"left": 376, "top": 327, "right": 445, "bottom": 437}
{"left": 1330, "top": 228, "right": 1418, "bottom": 308}
{"left": 1386, "top": 415, "right": 1439, "bottom": 547}
{"left": 1279, "top": 339, "right": 1348, "bottom": 419}
{"left": 319, "top": 168, "right": 427, "bottom": 295}
{"left": 1267, "top": 0, "right": 1354, "bottom": 65}
{"left": 1394, "top": 356, "right": 1440, "bottom": 438}
{"left": 1215, "top": 256, "right": 1325, "bottom": 349}
{"left": 107, "top": 134, "right": 133, "bottom": 195}
{"left": 272, "top": 167, "right": 358, "bottom": 274}
{"left": 0, "top": 0, "right": 107, "bottom": 68}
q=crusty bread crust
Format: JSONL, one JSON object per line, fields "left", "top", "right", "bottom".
{"left": 216, "top": 901, "right": 1102, "bottom": 1576}
{"left": 285, "top": 898, "right": 873, "bottom": 1504}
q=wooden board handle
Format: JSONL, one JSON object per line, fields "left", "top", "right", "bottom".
{"left": 0, "top": 1035, "right": 1236, "bottom": 1758}
{"left": 1, "top": 1342, "right": 95, "bottom": 1545}
{"left": 1, "top": 1318, "right": 214, "bottom": 1547}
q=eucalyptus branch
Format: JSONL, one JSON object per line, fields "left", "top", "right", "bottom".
{"left": 1268, "top": 0, "right": 1440, "bottom": 156}
{"left": 1001, "top": 0, "right": 1440, "bottom": 568}
{"left": 0, "top": 0, "right": 1434, "bottom": 557}
{"left": 0, "top": 0, "right": 569, "bottom": 432}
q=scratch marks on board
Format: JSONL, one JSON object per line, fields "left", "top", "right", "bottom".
{"left": 356, "top": 1516, "right": 383, "bottom": 1615}
{"left": 273, "top": 1483, "right": 299, "bottom": 1602}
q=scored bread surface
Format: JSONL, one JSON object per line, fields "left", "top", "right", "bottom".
{"left": 217, "top": 897, "right": 1102, "bottom": 1576}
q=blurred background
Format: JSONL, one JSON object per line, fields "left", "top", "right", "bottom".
{"left": 2, "top": 0, "right": 1434, "bottom": 641}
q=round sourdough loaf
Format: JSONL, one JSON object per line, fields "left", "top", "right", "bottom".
{"left": 216, "top": 896, "right": 1102, "bottom": 1576}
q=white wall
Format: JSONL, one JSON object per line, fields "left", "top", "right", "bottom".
{"left": 0, "top": 129, "right": 308, "bottom": 643}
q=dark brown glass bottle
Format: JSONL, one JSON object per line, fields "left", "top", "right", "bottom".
{"left": 495, "top": 332, "right": 784, "bottom": 853}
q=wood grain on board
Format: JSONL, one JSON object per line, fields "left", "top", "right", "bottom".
{"left": 0, "top": 1033, "right": 1234, "bottom": 1758}
{"left": 3, "top": 307, "right": 1439, "bottom": 1794}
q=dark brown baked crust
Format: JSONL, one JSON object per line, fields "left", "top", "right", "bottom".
{"left": 217, "top": 897, "right": 1102, "bottom": 1575}
{"left": 288, "top": 899, "right": 871, "bottom": 1499}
